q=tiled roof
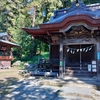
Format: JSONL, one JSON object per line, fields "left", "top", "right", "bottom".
{"left": 0, "top": 39, "right": 20, "bottom": 47}
{"left": 45, "top": 0, "right": 100, "bottom": 24}
{"left": 0, "top": 32, "right": 20, "bottom": 47}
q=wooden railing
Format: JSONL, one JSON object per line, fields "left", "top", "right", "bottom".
{"left": 38, "top": 58, "right": 59, "bottom": 72}
{"left": 0, "top": 56, "right": 13, "bottom": 61}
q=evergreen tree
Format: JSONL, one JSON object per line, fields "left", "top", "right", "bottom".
{"left": 0, "top": 0, "right": 32, "bottom": 58}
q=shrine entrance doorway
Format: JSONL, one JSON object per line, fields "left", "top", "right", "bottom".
{"left": 64, "top": 44, "right": 95, "bottom": 71}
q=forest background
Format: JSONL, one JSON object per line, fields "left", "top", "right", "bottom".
{"left": 0, "top": 0, "right": 100, "bottom": 63}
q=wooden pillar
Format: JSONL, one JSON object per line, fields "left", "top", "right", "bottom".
{"left": 10, "top": 50, "right": 12, "bottom": 56}
{"left": 59, "top": 43, "right": 64, "bottom": 78}
{"left": 49, "top": 45, "right": 52, "bottom": 72}
{"left": 49, "top": 45, "right": 51, "bottom": 59}
{"left": 96, "top": 42, "right": 100, "bottom": 80}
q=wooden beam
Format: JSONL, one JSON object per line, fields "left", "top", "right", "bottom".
{"left": 63, "top": 32, "right": 66, "bottom": 36}
{"left": 60, "top": 38, "right": 97, "bottom": 45}
{"left": 63, "top": 32, "right": 67, "bottom": 39}
{"left": 47, "top": 31, "right": 51, "bottom": 36}
{"left": 98, "top": 27, "right": 100, "bottom": 30}
{"left": 96, "top": 42, "right": 100, "bottom": 80}
{"left": 47, "top": 31, "right": 56, "bottom": 44}
{"left": 59, "top": 43, "right": 64, "bottom": 78}
{"left": 91, "top": 30, "right": 94, "bottom": 34}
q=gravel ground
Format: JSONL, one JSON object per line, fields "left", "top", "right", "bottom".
{"left": 0, "top": 68, "right": 100, "bottom": 100}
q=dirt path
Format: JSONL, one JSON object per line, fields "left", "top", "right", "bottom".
{"left": 0, "top": 67, "right": 25, "bottom": 96}
{"left": 0, "top": 67, "right": 23, "bottom": 81}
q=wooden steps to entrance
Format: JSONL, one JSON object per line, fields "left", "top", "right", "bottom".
{"left": 65, "top": 67, "right": 96, "bottom": 78}
{"left": 66, "top": 66, "right": 88, "bottom": 70}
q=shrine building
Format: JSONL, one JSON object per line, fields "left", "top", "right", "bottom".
{"left": 0, "top": 32, "right": 20, "bottom": 69}
{"left": 22, "top": 0, "right": 100, "bottom": 78}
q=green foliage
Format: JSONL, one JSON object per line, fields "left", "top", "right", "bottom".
{"left": 0, "top": 0, "right": 33, "bottom": 58}
{"left": 13, "top": 52, "right": 49, "bottom": 64}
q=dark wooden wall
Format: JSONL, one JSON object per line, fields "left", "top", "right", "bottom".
{"left": 50, "top": 45, "right": 59, "bottom": 59}
{"left": 50, "top": 45, "right": 60, "bottom": 72}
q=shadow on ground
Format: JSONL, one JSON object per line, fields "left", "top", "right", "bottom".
{"left": 0, "top": 77, "right": 19, "bottom": 96}
{"left": 0, "top": 76, "right": 100, "bottom": 100}
{"left": 0, "top": 76, "right": 63, "bottom": 100}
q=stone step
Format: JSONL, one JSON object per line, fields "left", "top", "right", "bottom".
{"left": 65, "top": 70, "right": 96, "bottom": 76}
{"left": 64, "top": 73, "right": 95, "bottom": 78}
{"left": 54, "top": 95, "right": 93, "bottom": 100}
{"left": 54, "top": 86, "right": 94, "bottom": 100}
{"left": 64, "top": 68, "right": 96, "bottom": 77}
{"left": 66, "top": 67, "right": 88, "bottom": 70}
{"left": 65, "top": 68, "right": 97, "bottom": 76}
{"left": 65, "top": 70, "right": 93, "bottom": 74}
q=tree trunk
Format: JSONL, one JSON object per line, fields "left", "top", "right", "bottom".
{"left": 30, "top": 6, "right": 36, "bottom": 58}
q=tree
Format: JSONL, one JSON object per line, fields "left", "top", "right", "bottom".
{"left": 0, "top": 0, "right": 32, "bottom": 58}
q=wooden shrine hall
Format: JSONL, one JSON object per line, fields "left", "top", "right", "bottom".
{"left": 0, "top": 32, "right": 20, "bottom": 69}
{"left": 23, "top": 0, "right": 100, "bottom": 78}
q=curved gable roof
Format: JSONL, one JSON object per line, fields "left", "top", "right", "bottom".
{"left": 46, "top": 1, "right": 100, "bottom": 24}
{"left": 39, "top": 0, "right": 100, "bottom": 30}
{"left": 23, "top": 0, "right": 100, "bottom": 37}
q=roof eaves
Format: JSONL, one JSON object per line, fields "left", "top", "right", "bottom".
{"left": 0, "top": 39, "right": 21, "bottom": 47}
